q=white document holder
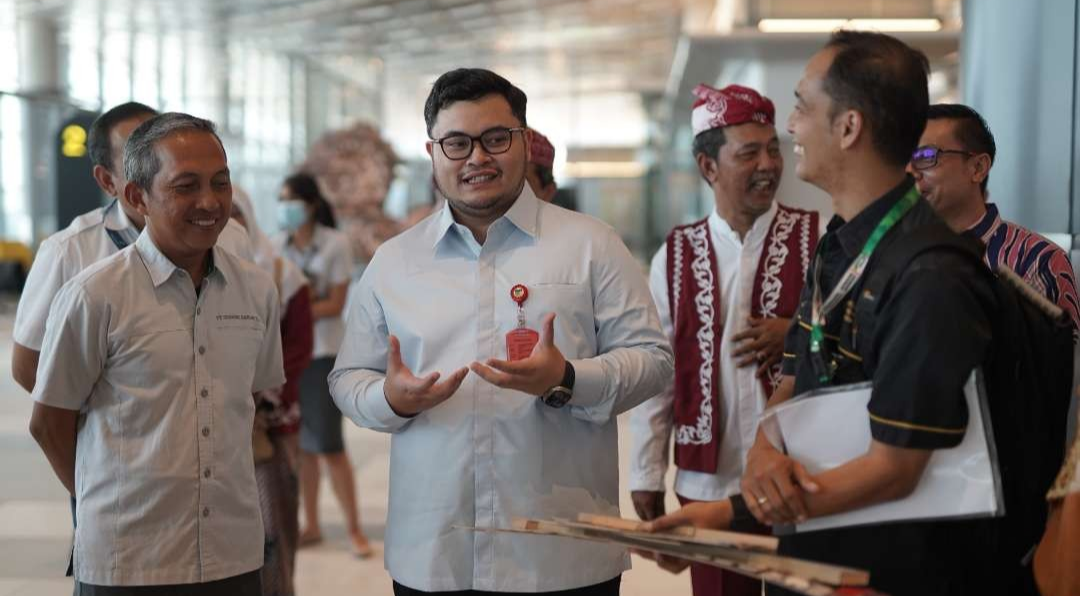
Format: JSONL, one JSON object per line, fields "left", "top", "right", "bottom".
{"left": 760, "top": 370, "right": 1004, "bottom": 533}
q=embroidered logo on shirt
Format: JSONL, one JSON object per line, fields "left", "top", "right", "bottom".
{"left": 217, "top": 314, "right": 261, "bottom": 323}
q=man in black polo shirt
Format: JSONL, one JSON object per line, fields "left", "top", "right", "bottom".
{"left": 745, "top": 30, "right": 998, "bottom": 596}
{"left": 640, "top": 31, "right": 1001, "bottom": 596}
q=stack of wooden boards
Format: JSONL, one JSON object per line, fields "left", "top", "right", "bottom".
{"left": 475, "top": 514, "right": 883, "bottom": 596}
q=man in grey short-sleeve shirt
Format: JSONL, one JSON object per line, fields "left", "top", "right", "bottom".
{"left": 28, "top": 113, "right": 284, "bottom": 595}
{"left": 11, "top": 102, "right": 253, "bottom": 395}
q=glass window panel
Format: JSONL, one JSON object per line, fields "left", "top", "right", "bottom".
{"left": 160, "top": 34, "right": 183, "bottom": 111}
{"left": 1, "top": 95, "right": 29, "bottom": 243}
{"left": 131, "top": 32, "right": 158, "bottom": 107}
{"left": 65, "top": 23, "right": 100, "bottom": 105}
{"left": 0, "top": 9, "right": 19, "bottom": 90}
{"left": 101, "top": 27, "right": 131, "bottom": 107}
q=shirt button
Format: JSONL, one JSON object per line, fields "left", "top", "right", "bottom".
{"left": 202, "top": 427, "right": 210, "bottom": 437}
{"left": 198, "top": 346, "right": 206, "bottom": 355}
{"left": 203, "top": 468, "right": 211, "bottom": 479}
{"left": 200, "top": 388, "right": 209, "bottom": 398}
{"left": 203, "top": 507, "right": 210, "bottom": 517}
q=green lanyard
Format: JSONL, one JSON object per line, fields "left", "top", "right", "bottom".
{"left": 809, "top": 186, "right": 921, "bottom": 382}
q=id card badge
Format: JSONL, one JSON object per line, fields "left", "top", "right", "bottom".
{"left": 506, "top": 284, "right": 539, "bottom": 361}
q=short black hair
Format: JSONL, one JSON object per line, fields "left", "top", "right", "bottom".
{"left": 87, "top": 102, "right": 158, "bottom": 172}
{"left": 691, "top": 127, "right": 727, "bottom": 182}
{"left": 532, "top": 163, "right": 555, "bottom": 189}
{"left": 822, "top": 30, "right": 930, "bottom": 166}
{"left": 423, "top": 68, "right": 527, "bottom": 137}
{"left": 927, "top": 103, "right": 997, "bottom": 193}
{"left": 285, "top": 172, "right": 337, "bottom": 229}
{"left": 691, "top": 127, "right": 727, "bottom": 161}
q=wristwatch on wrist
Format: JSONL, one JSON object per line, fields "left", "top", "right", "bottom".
{"left": 539, "top": 361, "right": 575, "bottom": 408}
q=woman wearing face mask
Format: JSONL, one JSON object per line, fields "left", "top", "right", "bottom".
{"left": 274, "top": 172, "right": 373, "bottom": 559}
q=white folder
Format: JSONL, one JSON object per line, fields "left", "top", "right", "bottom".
{"left": 759, "top": 370, "right": 1004, "bottom": 533}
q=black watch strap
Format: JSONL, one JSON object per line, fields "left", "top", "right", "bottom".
{"left": 561, "top": 360, "right": 575, "bottom": 390}
{"left": 729, "top": 494, "right": 770, "bottom": 534}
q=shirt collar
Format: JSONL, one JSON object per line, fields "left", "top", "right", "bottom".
{"left": 103, "top": 199, "right": 136, "bottom": 232}
{"left": 135, "top": 230, "right": 224, "bottom": 288}
{"left": 966, "top": 202, "right": 1000, "bottom": 239}
{"left": 288, "top": 224, "right": 323, "bottom": 252}
{"left": 835, "top": 175, "right": 916, "bottom": 258}
{"left": 501, "top": 183, "right": 540, "bottom": 238}
{"left": 708, "top": 200, "right": 778, "bottom": 246}
{"left": 432, "top": 182, "right": 539, "bottom": 250}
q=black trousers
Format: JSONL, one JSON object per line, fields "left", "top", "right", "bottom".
{"left": 393, "top": 576, "right": 621, "bottom": 596}
{"left": 74, "top": 569, "right": 261, "bottom": 596}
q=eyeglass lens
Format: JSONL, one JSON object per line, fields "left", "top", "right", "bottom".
{"left": 441, "top": 128, "right": 514, "bottom": 159}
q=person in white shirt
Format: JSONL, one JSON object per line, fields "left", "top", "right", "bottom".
{"left": 27, "top": 112, "right": 284, "bottom": 595}
{"left": 329, "top": 68, "right": 673, "bottom": 595}
{"left": 628, "top": 84, "right": 822, "bottom": 596}
{"left": 11, "top": 101, "right": 252, "bottom": 394}
{"left": 272, "top": 172, "right": 373, "bottom": 558}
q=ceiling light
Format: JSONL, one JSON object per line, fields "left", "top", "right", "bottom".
{"left": 563, "top": 161, "right": 648, "bottom": 179}
{"left": 757, "top": 18, "right": 942, "bottom": 33}
{"left": 847, "top": 18, "right": 943, "bottom": 32}
{"left": 757, "top": 19, "right": 846, "bottom": 33}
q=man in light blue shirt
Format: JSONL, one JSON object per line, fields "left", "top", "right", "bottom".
{"left": 330, "top": 68, "right": 674, "bottom": 595}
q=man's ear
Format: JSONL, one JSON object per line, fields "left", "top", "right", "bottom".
{"left": 695, "top": 152, "right": 720, "bottom": 185}
{"left": 524, "top": 128, "right": 534, "bottom": 163}
{"left": 425, "top": 140, "right": 434, "bottom": 159}
{"left": 971, "top": 154, "right": 992, "bottom": 186}
{"left": 124, "top": 182, "right": 150, "bottom": 218}
{"left": 92, "top": 165, "right": 119, "bottom": 198}
{"left": 837, "top": 109, "right": 864, "bottom": 152}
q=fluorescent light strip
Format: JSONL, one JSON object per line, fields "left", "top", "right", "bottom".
{"left": 757, "top": 19, "right": 846, "bottom": 33}
{"left": 757, "top": 18, "right": 942, "bottom": 33}
{"left": 563, "top": 161, "right": 648, "bottom": 179}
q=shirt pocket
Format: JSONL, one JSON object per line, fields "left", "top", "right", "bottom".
{"left": 211, "top": 324, "right": 266, "bottom": 398}
{"left": 517, "top": 281, "right": 596, "bottom": 358}
{"left": 108, "top": 327, "right": 193, "bottom": 430}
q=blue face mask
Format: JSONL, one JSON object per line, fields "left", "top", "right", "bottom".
{"left": 277, "top": 200, "right": 308, "bottom": 233}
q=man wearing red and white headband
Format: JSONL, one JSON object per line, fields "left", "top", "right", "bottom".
{"left": 629, "top": 83, "right": 822, "bottom": 596}
{"left": 526, "top": 128, "right": 557, "bottom": 202}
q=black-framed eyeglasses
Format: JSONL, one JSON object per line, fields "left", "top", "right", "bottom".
{"left": 430, "top": 127, "right": 526, "bottom": 160}
{"left": 910, "top": 145, "right": 977, "bottom": 171}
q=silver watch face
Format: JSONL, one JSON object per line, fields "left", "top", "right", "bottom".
{"left": 542, "top": 388, "right": 572, "bottom": 408}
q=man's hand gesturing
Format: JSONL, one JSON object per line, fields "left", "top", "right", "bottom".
{"left": 383, "top": 335, "right": 469, "bottom": 417}
{"left": 470, "top": 313, "right": 566, "bottom": 396}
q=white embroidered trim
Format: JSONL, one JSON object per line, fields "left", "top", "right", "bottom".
{"left": 675, "top": 222, "right": 716, "bottom": 446}
{"left": 757, "top": 208, "right": 797, "bottom": 319}
{"left": 799, "top": 211, "right": 812, "bottom": 278}
{"left": 671, "top": 234, "right": 684, "bottom": 329}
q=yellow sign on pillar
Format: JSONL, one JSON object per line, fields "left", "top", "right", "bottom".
{"left": 60, "top": 124, "right": 88, "bottom": 158}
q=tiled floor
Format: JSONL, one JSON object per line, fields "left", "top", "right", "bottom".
{"left": 0, "top": 301, "right": 688, "bottom": 596}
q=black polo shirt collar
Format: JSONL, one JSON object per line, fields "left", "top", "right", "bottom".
{"left": 831, "top": 175, "right": 918, "bottom": 258}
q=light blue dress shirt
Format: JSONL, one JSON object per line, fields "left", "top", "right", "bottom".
{"left": 330, "top": 186, "right": 674, "bottom": 592}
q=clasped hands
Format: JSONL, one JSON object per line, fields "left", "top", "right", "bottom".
{"left": 383, "top": 313, "right": 566, "bottom": 417}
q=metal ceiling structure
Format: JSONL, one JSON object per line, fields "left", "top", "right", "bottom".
{"left": 10, "top": 0, "right": 688, "bottom": 100}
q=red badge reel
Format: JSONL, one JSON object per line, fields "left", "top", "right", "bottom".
{"left": 506, "top": 284, "right": 539, "bottom": 361}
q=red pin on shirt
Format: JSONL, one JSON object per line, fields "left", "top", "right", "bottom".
{"left": 506, "top": 284, "right": 539, "bottom": 361}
